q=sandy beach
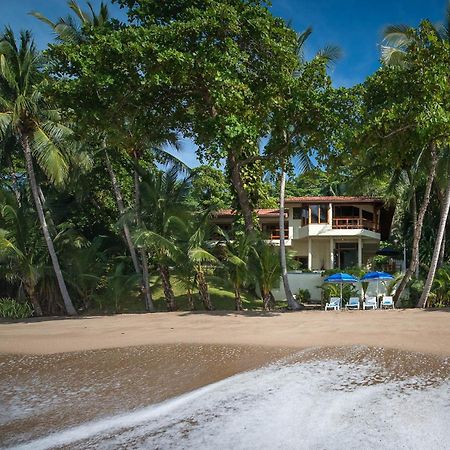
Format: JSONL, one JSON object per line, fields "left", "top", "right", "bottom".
{"left": 1, "top": 310, "right": 450, "bottom": 449}
{"left": 1, "top": 308, "right": 450, "bottom": 356}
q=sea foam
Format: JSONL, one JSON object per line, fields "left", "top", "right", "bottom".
{"left": 11, "top": 347, "right": 450, "bottom": 450}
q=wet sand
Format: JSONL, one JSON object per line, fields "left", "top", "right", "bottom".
{"left": 0, "top": 344, "right": 293, "bottom": 447}
{"left": 1, "top": 345, "right": 448, "bottom": 449}
{"left": 1, "top": 310, "right": 450, "bottom": 448}
{"left": 0, "top": 309, "right": 449, "bottom": 356}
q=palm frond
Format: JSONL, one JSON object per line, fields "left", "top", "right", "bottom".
{"left": 31, "top": 125, "right": 69, "bottom": 184}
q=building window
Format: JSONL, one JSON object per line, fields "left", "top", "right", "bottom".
{"left": 310, "top": 205, "right": 319, "bottom": 223}
{"left": 320, "top": 204, "right": 328, "bottom": 223}
{"left": 293, "top": 207, "right": 302, "bottom": 220}
{"left": 334, "top": 205, "right": 359, "bottom": 217}
{"left": 295, "top": 204, "right": 329, "bottom": 225}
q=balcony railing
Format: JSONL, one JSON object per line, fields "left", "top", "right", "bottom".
{"left": 263, "top": 228, "right": 289, "bottom": 240}
{"left": 332, "top": 217, "right": 378, "bottom": 232}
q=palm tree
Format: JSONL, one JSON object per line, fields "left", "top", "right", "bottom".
{"left": 134, "top": 167, "right": 192, "bottom": 311}
{"left": 268, "top": 28, "right": 339, "bottom": 310}
{"left": 251, "top": 241, "right": 282, "bottom": 311}
{"left": 182, "top": 217, "right": 218, "bottom": 311}
{"left": 221, "top": 231, "right": 256, "bottom": 311}
{"left": 0, "top": 29, "right": 77, "bottom": 315}
{"left": 30, "top": 0, "right": 110, "bottom": 44}
{"left": 382, "top": 5, "right": 450, "bottom": 307}
{"left": 31, "top": 2, "right": 189, "bottom": 312}
{"left": 0, "top": 192, "right": 45, "bottom": 315}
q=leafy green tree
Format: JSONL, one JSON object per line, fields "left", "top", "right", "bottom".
{"left": 0, "top": 29, "right": 77, "bottom": 315}
{"left": 378, "top": 18, "right": 450, "bottom": 306}
{"left": 356, "top": 20, "right": 449, "bottom": 306}
{"left": 265, "top": 27, "right": 338, "bottom": 310}
{"left": 188, "top": 166, "right": 234, "bottom": 211}
{"left": 116, "top": 0, "right": 300, "bottom": 232}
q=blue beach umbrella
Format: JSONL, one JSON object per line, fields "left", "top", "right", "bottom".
{"left": 360, "top": 271, "right": 394, "bottom": 299}
{"left": 323, "top": 273, "right": 359, "bottom": 306}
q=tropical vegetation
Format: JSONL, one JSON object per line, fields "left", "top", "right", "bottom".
{"left": 0, "top": 0, "right": 449, "bottom": 317}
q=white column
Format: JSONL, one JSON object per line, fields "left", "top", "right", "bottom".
{"left": 328, "top": 202, "right": 332, "bottom": 225}
{"left": 358, "top": 237, "right": 363, "bottom": 267}
{"left": 308, "top": 238, "right": 312, "bottom": 270}
{"left": 330, "top": 237, "right": 334, "bottom": 269}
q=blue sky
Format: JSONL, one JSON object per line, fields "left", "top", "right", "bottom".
{"left": 0, "top": 0, "right": 447, "bottom": 166}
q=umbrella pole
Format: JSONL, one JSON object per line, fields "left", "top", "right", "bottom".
{"left": 340, "top": 283, "right": 343, "bottom": 309}
{"left": 377, "top": 279, "right": 379, "bottom": 307}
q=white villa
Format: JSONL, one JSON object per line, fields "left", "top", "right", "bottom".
{"left": 214, "top": 196, "right": 394, "bottom": 300}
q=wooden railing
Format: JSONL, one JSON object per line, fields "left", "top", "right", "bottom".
{"left": 263, "top": 228, "right": 289, "bottom": 240}
{"left": 332, "top": 217, "right": 378, "bottom": 232}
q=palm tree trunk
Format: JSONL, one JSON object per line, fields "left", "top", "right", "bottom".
{"left": 262, "top": 290, "right": 272, "bottom": 311}
{"left": 438, "top": 234, "right": 446, "bottom": 268}
{"left": 279, "top": 168, "right": 301, "bottom": 311}
{"left": 140, "top": 248, "right": 155, "bottom": 312}
{"left": 417, "top": 178, "right": 450, "bottom": 308}
{"left": 411, "top": 192, "right": 420, "bottom": 278}
{"left": 234, "top": 285, "right": 242, "bottom": 311}
{"left": 21, "top": 134, "right": 77, "bottom": 316}
{"left": 394, "top": 142, "right": 438, "bottom": 307}
{"left": 25, "top": 284, "right": 42, "bottom": 317}
{"left": 197, "top": 270, "right": 214, "bottom": 311}
{"left": 133, "top": 159, "right": 156, "bottom": 312}
{"left": 187, "top": 288, "right": 195, "bottom": 311}
{"left": 227, "top": 152, "right": 256, "bottom": 233}
{"left": 159, "top": 264, "right": 177, "bottom": 311}
{"left": 104, "top": 148, "right": 141, "bottom": 274}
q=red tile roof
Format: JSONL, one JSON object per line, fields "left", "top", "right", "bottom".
{"left": 286, "top": 196, "right": 383, "bottom": 203}
{"left": 215, "top": 208, "right": 284, "bottom": 217}
{"left": 214, "top": 197, "right": 383, "bottom": 218}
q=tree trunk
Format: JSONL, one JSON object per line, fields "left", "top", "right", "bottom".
{"left": 197, "top": 270, "right": 214, "bottom": 311}
{"left": 417, "top": 177, "right": 450, "bottom": 308}
{"left": 104, "top": 148, "right": 141, "bottom": 274}
{"left": 411, "top": 192, "right": 420, "bottom": 279}
{"left": 227, "top": 152, "right": 256, "bottom": 233}
{"left": 234, "top": 285, "right": 242, "bottom": 311}
{"left": 140, "top": 247, "right": 155, "bottom": 312}
{"left": 159, "top": 264, "right": 177, "bottom": 311}
{"left": 262, "top": 290, "right": 273, "bottom": 311}
{"left": 394, "top": 143, "right": 438, "bottom": 307}
{"left": 21, "top": 134, "right": 77, "bottom": 316}
{"left": 438, "top": 234, "right": 446, "bottom": 268}
{"left": 133, "top": 159, "right": 156, "bottom": 312}
{"left": 187, "top": 288, "right": 195, "bottom": 311}
{"left": 279, "top": 168, "right": 302, "bottom": 311}
{"left": 25, "top": 284, "right": 42, "bottom": 317}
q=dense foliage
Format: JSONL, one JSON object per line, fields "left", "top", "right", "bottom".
{"left": 0, "top": 0, "right": 448, "bottom": 316}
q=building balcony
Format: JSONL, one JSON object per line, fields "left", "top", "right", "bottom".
{"left": 332, "top": 217, "right": 378, "bottom": 232}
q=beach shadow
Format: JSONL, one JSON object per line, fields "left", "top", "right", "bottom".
{"left": 421, "top": 307, "right": 450, "bottom": 313}
{"left": 0, "top": 314, "right": 120, "bottom": 325}
{"left": 176, "top": 309, "right": 283, "bottom": 318}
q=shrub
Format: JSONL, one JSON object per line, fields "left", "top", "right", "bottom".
{"left": 297, "top": 288, "right": 311, "bottom": 303}
{"left": 0, "top": 298, "right": 33, "bottom": 319}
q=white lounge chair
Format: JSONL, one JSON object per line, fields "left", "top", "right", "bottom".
{"left": 380, "top": 296, "right": 394, "bottom": 309}
{"left": 347, "top": 297, "right": 360, "bottom": 310}
{"left": 363, "top": 296, "right": 377, "bottom": 310}
{"left": 325, "top": 297, "right": 341, "bottom": 311}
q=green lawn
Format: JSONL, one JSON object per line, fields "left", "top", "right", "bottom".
{"left": 91, "top": 275, "right": 285, "bottom": 314}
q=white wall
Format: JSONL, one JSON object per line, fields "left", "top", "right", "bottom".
{"left": 271, "top": 272, "right": 389, "bottom": 302}
{"left": 271, "top": 272, "right": 325, "bottom": 301}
